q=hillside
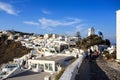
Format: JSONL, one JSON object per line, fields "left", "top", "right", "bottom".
{"left": 76, "top": 34, "right": 111, "bottom": 50}
{"left": 0, "top": 34, "right": 31, "bottom": 65}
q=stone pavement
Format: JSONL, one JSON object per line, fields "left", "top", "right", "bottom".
{"left": 75, "top": 60, "right": 90, "bottom": 80}
{"left": 75, "top": 55, "right": 120, "bottom": 80}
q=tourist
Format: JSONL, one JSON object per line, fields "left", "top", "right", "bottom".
{"left": 89, "top": 48, "right": 93, "bottom": 62}
{"left": 95, "top": 50, "right": 99, "bottom": 55}
{"left": 84, "top": 50, "right": 89, "bottom": 62}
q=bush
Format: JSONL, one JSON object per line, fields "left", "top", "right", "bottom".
{"left": 105, "top": 53, "right": 116, "bottom": 60}
{"left": 103, "top": 51, "right": 109, "bottom": 55}
{"left": 55, "top": 67, "right": 65, "bottom": 80}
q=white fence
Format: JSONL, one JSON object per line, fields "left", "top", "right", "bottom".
{"left": 59, "top": 55, "right": 83, "bottom": 80}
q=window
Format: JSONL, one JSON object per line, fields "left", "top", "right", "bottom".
{"left": 39, "top": 64, "right": 44, "bottom": 71}
{"left": 49, "top": 64, "right": 53, "bottom": 71}
{"left": 45, "top": 63, "right": 49, "bottom": 70}
{"left": 32, "top": 64, "right": 37, "bottom": 68}
{"left": 45, "top": 63, "right": 53, "bottom": 71}
{"left": 50, "top": 50, "right": 55, "bottom": 53}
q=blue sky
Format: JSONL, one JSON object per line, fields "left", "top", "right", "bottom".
{"left": 0, "top": 0, "right": 120, "bottom": 43}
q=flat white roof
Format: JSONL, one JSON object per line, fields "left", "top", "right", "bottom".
{"left": 35, "top": 56, "right": 74, "bottom": 62}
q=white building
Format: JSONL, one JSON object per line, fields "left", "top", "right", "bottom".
{"left": 44, "top": 34, "right": 51, "bottom": 39}
{"left": 107, "top": 45, "right": 116, "bottom": 54}
{"left": 52, "top": 34, "right": 58, "bottom": 39}
{"left": 88, "top": 27, "right": 95, "bottom": 36}
{"left": 8, "top": 34, "right": 14, "bottom": 40}
{"left": 28, "top": 56, "right": 73, "bottom": 73}
{"left": 116, "top": 10, "right": 120, "bottom": 60}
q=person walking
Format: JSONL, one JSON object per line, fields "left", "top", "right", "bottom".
{"left": 84, "top": 50, "right": 89, "bottom": 62}
{"left": 89, "top": 48, "right": 93, "bottom": 62}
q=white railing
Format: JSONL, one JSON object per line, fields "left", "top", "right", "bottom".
{"left": 2, "top": 66, "right": 28, "bottom": 79}
{"left": 59, "top": 55, "right": 83, "bottom": 80}
{"left": 2, "top": 67, "right": 18, "bottom": 79}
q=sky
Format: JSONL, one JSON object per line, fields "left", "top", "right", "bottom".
{"left": 0, "top": 0, "right": 120, "bottom": 43}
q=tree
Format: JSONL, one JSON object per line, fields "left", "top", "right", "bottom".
{"left": 98, "top": 31, "right": 103, "bottom": 39}
{"left": 75, "top": 31, "right": 81, "bottom": 40}
{"left": 1, "top": 34, "right": 8, "bottom": 41}
{"left": 76, "top": 34, "right": 111, "bottom": 50}
{"left": 104, "top": 39, "right": 111, "bottom": 47}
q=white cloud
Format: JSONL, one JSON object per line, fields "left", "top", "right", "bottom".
{"left": 38, "top": 17, "right": 81, "bottom": 30}
{"left": 41, "top": 9, "right": 51, "bottom": 15}
{"left": 39, "top": 18, "right": 61, "bottom": 27}
{"left": 24, "top": 17, "right": 81, "bottom": 31}
{"left": 0, "top": 2, "right": 17, "bottom": 15}
{"left": 76, "top": 24, "right": 85, "bottom": 31}
{"left": 24, "top": 21, "right": 39, "bottom": 26}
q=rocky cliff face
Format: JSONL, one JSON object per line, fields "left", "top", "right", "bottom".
{"left": 0, "top": 34, "right": 30, "bottom": 65}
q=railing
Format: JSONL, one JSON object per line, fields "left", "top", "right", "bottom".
{"left": 2, "top": 66, "right": 28, "bottom": 79}
{"left": 2, "top": 66, "right": 18, "bottom": 79}
{"left": 59, "top": 55, "right": 83, "bottom": 80}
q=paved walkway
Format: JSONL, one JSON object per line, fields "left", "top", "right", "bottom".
{"left": 75, "top": 55, "right": 117, "bottom": 80}
{"left": 76, "top": 60, "right": 90, "bottom": 80}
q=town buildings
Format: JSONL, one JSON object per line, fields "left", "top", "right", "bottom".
{"left": 0, "top": 30, "right": 84, "bottom": 80}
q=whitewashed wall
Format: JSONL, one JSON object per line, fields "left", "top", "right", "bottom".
{"left": 116, "top": 10, "right": 120, "bottom": 60}
{"left": 59, "top": 55, "right": 83, "bottom": 80}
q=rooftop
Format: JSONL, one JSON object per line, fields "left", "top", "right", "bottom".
{"left": 6, "top": 71, "right": 54, "bottom": 80}
{"left": 35, "top": 56, "right": 74, "bottom": 62}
